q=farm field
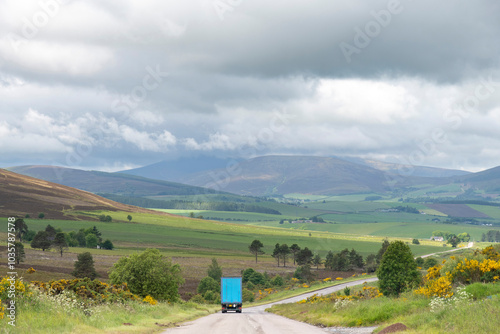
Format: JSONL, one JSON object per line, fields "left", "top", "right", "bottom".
{"left": 468, "top": 204, "right": 500, "bottom": 219}
{"left": 10, "top": 212, "right": 442, "bottom": 258}
{"left": 426, "top": 204, "right": 491, "bottom": 218}
{"left": 249, "top": 221, "right": 499, "bottom": 241}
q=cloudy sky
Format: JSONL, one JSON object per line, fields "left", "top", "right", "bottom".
{"left": 1, "top": 0, "right": 500, "bottom": 172}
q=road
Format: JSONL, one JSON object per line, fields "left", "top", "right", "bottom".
{"left": 162, "top": 245, "right": 475, "bottom": 333}
{"left": 161, "top": 278, "right": 378, "bottom": 334}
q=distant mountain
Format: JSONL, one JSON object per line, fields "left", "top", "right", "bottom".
{"left": 120, "top": 156, "right": 235, "bottom": 182}
{"left": 454, "top": 166, "right": 500, "bottom": 193}
{"left": 0, "top": 169, "right": 157, "bottom": 219}
{"left": 341, "top": 157, "right": 471, "bottom": 178}
{"left": 178, "top": 155, "right": 390, "bottom": 196}
{"left": 8, "top": 165, "right": 221, "bottom": 197}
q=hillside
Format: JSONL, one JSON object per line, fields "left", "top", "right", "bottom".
{"left": 0, "top": 169, "right": 161, "bottom": 219}
{"left": 180, "top": 155, "right": 390, "bottom": 196}
{"left": 347, "top": 157, "right": 471, "bottom": 178}
{"left": 454, "top": 165, "right": 500, "bottom": 193}
{"left": 8, "top": 165, "right": 221, "bottom": 197}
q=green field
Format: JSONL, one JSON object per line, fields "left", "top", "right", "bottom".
{"left": 468, "top": 204, "right": 500, "bottom": 219}
{"left": 17, "top": 211, "right": 443, "bottom": 258}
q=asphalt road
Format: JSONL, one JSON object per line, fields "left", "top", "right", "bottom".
{"left": 161, "top": 278, "right": 378, "bottom": 334}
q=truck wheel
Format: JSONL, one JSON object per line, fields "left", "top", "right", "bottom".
{"left": 237, "top": 310, "right": 242, "bottom": 313}
{"left": 222, "top": 310, "right": 227, "bottom": 313}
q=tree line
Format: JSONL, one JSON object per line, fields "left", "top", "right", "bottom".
{"left": 482, "top": 230, "right": 500, "bottom": 242}
{"left": 248, "top": 239, "right": 393, "bottom": 273}
{"left": 100, "top": 194, "right": 281, "bottom": 214}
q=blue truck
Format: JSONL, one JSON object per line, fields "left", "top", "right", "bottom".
{"left": 221, "top": 277, "right": 242, "bottom": 313}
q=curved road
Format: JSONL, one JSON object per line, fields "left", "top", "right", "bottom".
{"left": 162, "top": 245, "right": 474, "bottom": 333}
{"left": 161, "top": 278, "right": 378, "bottom": 334}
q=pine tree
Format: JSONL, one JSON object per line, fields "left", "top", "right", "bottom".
{"left": 72, "top": 252, "right": 97, "bottom": 279}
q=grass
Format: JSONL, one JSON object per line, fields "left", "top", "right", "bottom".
{"left": 16, "top": 212, "right": 444, "bottom": 258}
{"left": 247, "top": 275, "right": 377, "bottom": 307}
{"left": 267, "top": 285, "right": 500, "bottom": 333}
{"left": 0, "top": 292, "right": 218, "bottom": 334}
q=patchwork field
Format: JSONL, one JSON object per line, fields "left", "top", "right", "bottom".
{"left": 426, "top": 204, "right": 491, "bottom": 218}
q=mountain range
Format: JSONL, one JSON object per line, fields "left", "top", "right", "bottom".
{"left": 10, "top": 154, "right": 500, "bottom": 198}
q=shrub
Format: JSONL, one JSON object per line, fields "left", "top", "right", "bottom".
{"left": 109, "top": 248, "right": 184, "bottom": 301}
{"left": 101, "top": 239, "right": 114, "bottom": 250}
{"left": 189, "top": 294, "right": 206, "bottom": 304}
{"left": 424, "top": 257, "right": 439, "bottom": 269}
{"left": 377, "top": 240, "right": 421, "bottom": 296}
{"left": 271, "top": 275, "right": 284, "bottom": 287}
{"left": 242, "top": 288, "right": 255, "bottom": 302}
{"left": 248, "top": 272, "right": 265, "bottom": 285}
{"left": 294, "top": 265, "right": 314, "bottom": 282}
{"left": 242, "top": 268, "right": 256, "bottom": 283}
{"left": 197, "top": 276, "right": 219, "bottom": 295}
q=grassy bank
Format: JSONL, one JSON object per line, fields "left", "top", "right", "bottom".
{"left": 267, "top": 284, "right": 500, "bottom": 333}
{"left": 0, "top": 290, "right": 217, "bottom": 334}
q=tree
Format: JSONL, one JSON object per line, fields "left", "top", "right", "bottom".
{"left": 447, "top": 234, "right": 460, "bottom": 248}
{"left": 272, "top": 243, "right": 281, "bottom": 266}
{"left": 14, "top": 242, "right": 25, "bottom": 264}
{"left": 324, "top": 250, "right": 334, "bottom": 270}
{"left": 75, "top": 229, "right": 86, "bottom": 247}
{"left": 249, "top": 240, "right": 264, "bottom": 263}
{"left": 296, "top": 247, "right": 314, "bottom": 266}
{"left": 332, "top": 250, "right": 349, "bottom": 271}
{"left": 72, "top": 252, "right": 97, "bottom": 279}
{"left": 377, "top": 240, "right": 421, "bottom": 296}
{"left": 24, "top": 230, "right": 36, "bottom": 242}
{"left": 109, "top": 248, "right": 184, "bottom": 301}
{"left": 127, "top": 215, "right": 132, "bottom": 222}
{"left": 45, "top": 224, "right": 56, "bottom": 242}
{"left": 53, "top": 232, "right": 68, "bottom": 257}
{"left": 14, "top": 218, "right": 28, "bottom": 242}
{"left": 457, "top": 232, "right": 470, "bottom": 242}
{"left": 312, "top": 254, "right": 322, "bottom": 269}
{"left": 31, "top": 231, "right": 52, "bottom": 251}
{"left": 349, "top": 248, "right": 364, "bottom": 269}
{"left": 365, "top": 254, "right": 378, "bottom": 272}
{"left": 101, "top": 239, "right": 114, "bottom": 250}
{"left": 412, "top": 238, "right": 420, "bottom": 245}
{"left": 376, "top": 239, "right": 390, "bottom": 264}
{"left": 197, "top": 276, "right": 220, "bottom": 295}
{"left": 38, "top": 212, "right": 45, "bottom": 219}
{"left": 280, "top": 244, "right": 290, "bottom": 267}
{"left": 86, "top": 234, "right": 98, "bottom": 248}
{"left": 290, "top": 244, "right": 301, "bottom": 265}
{"left": 207, "top": 258, "right": 223, "bottom": 282}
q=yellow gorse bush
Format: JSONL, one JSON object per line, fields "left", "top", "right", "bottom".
{"left": 415, "top": 246, "right": 500, "bottom": 298}
{"left": 143, "top": 295, "right": 157, "bottom": 305}
{"left": 31, "top": 278, "right": 141, "bottom": 304}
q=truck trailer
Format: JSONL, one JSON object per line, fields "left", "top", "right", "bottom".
{"left": 221, "top": 277, "right": 242, "bottom": 313}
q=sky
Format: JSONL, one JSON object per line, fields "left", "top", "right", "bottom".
{"left": 1, "top": 0, "right": 500, "bottom": 172}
